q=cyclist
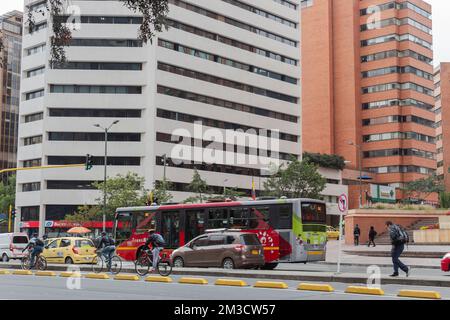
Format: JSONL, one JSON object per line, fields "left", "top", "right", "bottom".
{"left": 142, "top": 229, "right": 166, "bottom": 272}
{"left": 96, "top": 231, "right": 116, "bottom": 271}
{"left": 23, "top": 233, "right": 45, "bottom": 268}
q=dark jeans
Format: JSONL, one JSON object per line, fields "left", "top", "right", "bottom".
{"left": 102, "top": 246, "right": 116, "bottom": 269}
{"left": 30, "top": 246, "right": 43, "bottom": 267}
{"left": 391, "top": 243, "right": 408, "bottom": 274}
{"left": 354, "top": 236, "right": 360, "bottom": 246}
{"left": 368, "top": 238, "right": 376, "bottom": 247}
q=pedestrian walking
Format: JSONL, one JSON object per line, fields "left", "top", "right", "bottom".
{"left": 386, "top": 221, "right": 410, "bottom": 277}
{"left": 368, "top": 226, "right": 377, "bottom": 247}
{"left": 353, "top": 224, "right": 361, "bottom": 246}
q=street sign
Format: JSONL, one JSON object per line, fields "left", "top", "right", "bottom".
{"left": 338, "top": 194, "right": 348, "bottom": 213}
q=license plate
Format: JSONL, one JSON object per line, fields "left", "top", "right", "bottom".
{"left": 251, "top": 250, "right": 259, "bottom": 255}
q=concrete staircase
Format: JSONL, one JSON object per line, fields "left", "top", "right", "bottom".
{"left": 374, "top": 218, "right": 439, "bottom": 245}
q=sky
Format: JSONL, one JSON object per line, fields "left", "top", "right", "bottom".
{"left": 1, "top": 0, "right": 449, "bottom": 65}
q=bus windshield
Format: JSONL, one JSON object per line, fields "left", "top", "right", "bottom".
{"left": 301, "top": 202, "right": 326, "bottom": 224}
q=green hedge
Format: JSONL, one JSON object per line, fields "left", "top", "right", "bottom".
{"left": 303, "top": 152, "right": 346, "bottom": 170}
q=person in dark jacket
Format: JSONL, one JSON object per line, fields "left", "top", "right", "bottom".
{"left": 142, "top": 229, "right": 166, "bottom": 272}
{"left": 353, "top": 224, "right": 361, "bottom": 246}
{"left": 96, "top": 231, "right": 116, "bottom": 271}
{"left": 368, "top": 226, "right": 377, "bottom": 247}
{"left": 386, "top": 221, "right": 410, "bottom": 277}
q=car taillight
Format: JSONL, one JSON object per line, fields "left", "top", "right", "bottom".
{"left": 298, "top": 240, "right": 303, "bottom": 245}
{"left": 234, "top": 245, "right": 245, "bottom": 252}
{"left": 72, "top": 247, "right": 79, "bottom": 254}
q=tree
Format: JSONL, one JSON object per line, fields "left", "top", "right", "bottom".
{"left": 0, "top": 0, "right": 170, "bottom": 65}
{"left": 263, "top": 158, "right": 326, "bottom": 199}
{"left": 302, "top": 152, "right": 346, "bottom": 170}
{"left": 187, "top": 169, "right": 208, "bottom": 203}
{"left": 65, "top": 172, "right": 148, "bottom": 222}
{"left": 404, "top": 174, "right": 444, "bottom": 202}
{"left": 0, "top": 175, "right": 16, "bottom": 216}
{"left": 151, "top": 179, "right": 173, "bottom": 204}
{"left": 439, "top": 192, "right": 450, "bottom": 209}
{"left": 223, "top": 187, "right": 246, "bottom": 200}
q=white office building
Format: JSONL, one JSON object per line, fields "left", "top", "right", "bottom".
{"left": 16, "top": 0, "right": 306, "bottom": 232}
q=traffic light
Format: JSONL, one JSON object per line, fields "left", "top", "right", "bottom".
{"left": 85, "top": 154, "right": 94, "bottom": 171}
{"left": 11, "top": 209, "right": 16, "bottom": 220}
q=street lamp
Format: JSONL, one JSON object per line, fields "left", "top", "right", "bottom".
{"left": 94, "top": 120, "right": 120, "bottom": 232}
{"left": 348, "top": 141, "right": 363, "bottom": 209}
{"left": 223, "top": 178, "right": 228, "bottom": 195}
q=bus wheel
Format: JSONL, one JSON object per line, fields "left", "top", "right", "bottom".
{"left": 261, "top": 263, "right": 278, "bottom": 270}
{"left": 173, "top": 257, "right": 184, "bottom": 268}
{"left": 65, "top": 257, "right": 74, "bottom": 265}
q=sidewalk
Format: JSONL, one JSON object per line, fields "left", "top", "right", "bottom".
{"left": 325, "top": 240, "right": 446, "bottom": 268}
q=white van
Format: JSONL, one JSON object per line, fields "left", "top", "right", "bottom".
{"left": 0, "top": 233, "right": 29, "bottom": 262}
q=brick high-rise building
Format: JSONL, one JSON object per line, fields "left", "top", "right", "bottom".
{"left": 435, "top": 63, "right": 450, "bottom": 191}
{"left": 0, "top": 11, "right": 22, "bottom": 178}
{"left": 302, "top": 0, "right": 435, "bottom": 208}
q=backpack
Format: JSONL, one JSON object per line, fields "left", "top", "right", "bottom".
{"left": 394, "top": 225, "right": 409, "bottom": 244}
{"left": 35, "top": 238, "right": 45, "bottom": 247}
{"left": 107, "top": 237, "right": 116, "bottom": 246}
{"left": 154, "top": 233, "right": 166, "bottom": 247}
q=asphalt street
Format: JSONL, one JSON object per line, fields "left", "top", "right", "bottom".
{"left": 0, "top": 273, "right": 448, "bottom": 300}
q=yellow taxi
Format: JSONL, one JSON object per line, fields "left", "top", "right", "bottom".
{"left": 42, "top": 237, "right": 97, "bottom": 264}
{"left": 326, "top": 226, "right": 340, "bottom": 240}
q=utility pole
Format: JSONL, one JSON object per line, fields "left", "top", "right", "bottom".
{"left": 162, "top": 154, "right": 167, "bottom": 181}
{"left": 94, "top": 120, "right": 119, "bottom": 232}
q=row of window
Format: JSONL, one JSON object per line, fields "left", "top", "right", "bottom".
{"left": 362, "top": 115, "right": 435, "bottom": 128}
{"left": 158, "top": 39, "right": 297, "bottom": 84}
{"left": 360, "top": 17, "right": 432, "bottom": 35}
{"left": 362, "top": 82, "right": 433, "bottom": 96}
{"left": 68, "top": 38, "right": 142, "bottom": 47}
{"left": 55, "top": 15, "right": 143, "bottom": 25}
{"left": 48, "top": 132, "right": 141, "bottom": 142}
{"left": 362, "top": 98, "right": 433, "bottom": 111}
{"left": 368, "top": 166, "right": 435, "bottom": 175}
{"left": 156, "top": 108, "right": 298, "bottom": 143}
{"left": 52, "top": 61, "right": 142, "bottom": 71}
{"left": 363, "top": 148, "right": 436, "bottom": 160}
{"left": 273, "top": 0, "right": 297, "bottom": 10}
{"left": 26, "top": 66, "right": 45, "bottom": 78}
{"left": 48, "top": 156, "right": 141, "bottom": 166}
{"left": 48, "top": 108, "right": 142, "bottom": 118}
{"left": 157, "top": 62, "right": 297, "bottom": 103}
{"left": 166, "top": 19, "right": 297, "bottom": 66}
{"left": 361, "top": 49, "right": 432, "bottom": 64}
{"left": 221, "top": 0, "right": 296, "bottom": 28}
{"left": 50, "top": 85, "right": 142, "bottom": 94}
{"left": 25, "top": 89, "right": 44, "bottom": 101}
{"left": 24, "top": 112, "right": 43, "bottom": 123}
{"left": 362, "top": 65, "right": 433, "bottom": 81}
{"left": 156, "top": 132, "right": 296, "bottom": 161}
{"left": 26, "top": 43, "right": 45, "bottom": 56}
{"left": 169, "top": 0, "right": 297, "bottom": 47}
{"left": 363, "top": 131, "right": 435, "bottom": 144}
{"left": 156, "top": 156, "right": 263, "bottom": 178}
{"left": 360, "top": 1, "right": 431, "bottom": 19}
{"left": 361, "top": 33, "right": 432, "bottom": 50}
{"left": 157, "top": 86, "right": 297, "bottom": 123}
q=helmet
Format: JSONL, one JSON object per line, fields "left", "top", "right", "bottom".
{"left": 101, "top": 231, "right": 107, "bottom": 236}
{"left": 43, "top": 235, "right": 48, "bottom": 240}
{"left": 32, "top": 232, "right": 38, "bottom": 238}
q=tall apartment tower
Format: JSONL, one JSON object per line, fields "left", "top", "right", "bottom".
{"left": 302, "top": 0, "right": 435, "bottom": 207}
{"left": 0, "top": 11, "right": 22, "bottom": 177}
{"left": 16, "top": 0, "right": 301, "bottom": 230}
{"left": 435, "top": 63, "right": 450, "bottom": 191}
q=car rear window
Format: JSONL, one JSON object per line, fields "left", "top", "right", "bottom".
{"left": 240, "top": 234, "right": 261, "bottom": 245}
{"left": 12, "top": 236, "right": 28, "bottom": 244}
{"left": 75, "top": 240, "right": 94, "bottom": 248}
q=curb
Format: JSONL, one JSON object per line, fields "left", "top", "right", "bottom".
{"left": 114, "top": 274, "right": 140, "bottom": 281}
{"left": 60, "top": 272, "right": 81, "bottom": 278}
{"left": 145, "top": 276, "right": 173, "bottom": 283}
{"left": 298, "top": 283, "right": 334, "bottom": 292}
{"left": 345, "top": 286, "right": 385, "bottom": 296}
{"left": 35, "top": 271, "right": 57, "bottom": 277}
{"left": 84, "top": 273, "right": 110, "bottom": 280}
{"left": 315, "top": 262, "right": 441, "bottom": 270}
{"left": 398, "top": 289, "right": 441, "bottom": 300}
{"left": 178, "top": 277, "right": 208, "bottom": 285}
{"left": 215, "top": 279, "right": 248, "bottom": 287}
{"left": 12, "top": 270, "right": 33, "bottom": 276}
{"left": 254, "top": 281, "right": 288, "bottom": 289}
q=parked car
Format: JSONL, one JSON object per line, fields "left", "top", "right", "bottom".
{"left": 171, "top": 231, "right": 265, "bottom": 269}
{"left": 441, "top": 253, "right": 450, "bottom": 272}
{"left": 0, "top": 233, "right": 29, "bottom": 262}
{"left": 42, "top": 237, "right": 97, "bottom": 264}
{"left": 326, "top": 226, "right": 340, "bottom": 240}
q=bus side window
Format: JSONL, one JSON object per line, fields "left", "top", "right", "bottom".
{"left": 207, "top": 208, "right": 228, "bottom": 229}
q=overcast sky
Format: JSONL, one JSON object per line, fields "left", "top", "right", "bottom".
{"left": 1, "top": 0, "right": 449, "bottom": 65}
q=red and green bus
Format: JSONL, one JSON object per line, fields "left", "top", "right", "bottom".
{"left": 113, "top": 198, "right": 327, "bottom": 269}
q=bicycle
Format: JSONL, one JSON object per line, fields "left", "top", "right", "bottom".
{"left": 91, "top": 249, "right": 122, "bottom": 275}
{"left": 134, "top": 248, "right": 172, "bottom": 277}
{"left": 21, "top": 250, "right": 47, "bottom": 271}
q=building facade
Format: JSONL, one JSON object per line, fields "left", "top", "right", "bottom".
{"left": 16, "top": 0, "right": 308, "bottom": 232}
{"left": 302, "top": 0, "right": 435, "bottom": 208}
{"left": 435, "top": 63, "right": 450, "bottom": 191}
{"left": 0, "top": 11, "right": 22, "bottom": 177}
